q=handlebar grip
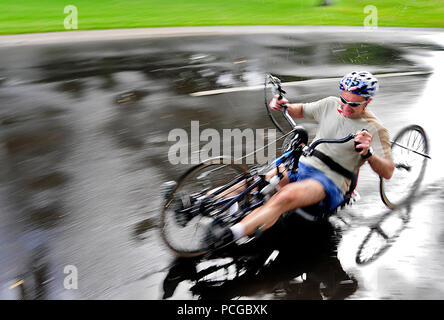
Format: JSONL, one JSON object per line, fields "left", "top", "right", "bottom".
{"left": 271, "top": 97, "right": 277, "bottom": 107}
{"left": 354, "top": 129, "right": 368, "bottom": 152}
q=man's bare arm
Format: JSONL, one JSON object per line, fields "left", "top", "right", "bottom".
{"left": 355, "top": 130, "right": 395, "bottom": 180}
{"left": 367, "top": 154, "right": 395, "bottom": 180}
{"left": 285, "top": 103, "right": 304, "bottom": 119}
{"left": 270, "top": 96, "right": 304, "bottom": 119}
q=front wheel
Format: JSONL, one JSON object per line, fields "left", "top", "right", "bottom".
{"left": 160, "top": 157, "right": 248, "bottom": 258}
{"left": 380, "top": 125, "right": 429, "bottom": 210}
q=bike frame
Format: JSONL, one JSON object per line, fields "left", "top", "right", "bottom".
{"left": 192, "top": 125, "right": 355, "bottom": 226}
{"left": 193, "top": 149, "right": 291, "bottom": 225}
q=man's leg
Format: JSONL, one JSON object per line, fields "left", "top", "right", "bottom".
{"left": 205, "top": 166, "right": 292, "bottom": 246}
{"left": 234, "top": 179, "right": 326, "bottom": 237}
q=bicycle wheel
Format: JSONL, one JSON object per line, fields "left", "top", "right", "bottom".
{"left": 160, "top": 157, "right": 248, "bottom": 258}
{"left": 380, "top": 125, "right": 429, "bottom": 210}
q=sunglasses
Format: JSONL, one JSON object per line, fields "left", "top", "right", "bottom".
{"left": 340, "top": 96, "right": 368, "bottom": 108}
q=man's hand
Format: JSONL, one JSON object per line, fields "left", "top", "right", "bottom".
{"left": 354, "top": 130, "right": 372, "bottom": 156}
{"left": 269, "top": 94, "right": 289, "bottom": 111}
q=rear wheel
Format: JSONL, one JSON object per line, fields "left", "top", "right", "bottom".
{"left": 160, "top": 157, "right": 248, "bottom": 258}
{"left": 380, "top": 125, "right": 429, "bottom": 210}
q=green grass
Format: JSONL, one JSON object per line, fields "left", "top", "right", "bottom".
{"left": 0, "top": 0, "right": 443, "bottom": 35}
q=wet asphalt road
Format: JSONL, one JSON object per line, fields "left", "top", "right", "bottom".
{"left": 0, "top": 28, "right": 444, "bottom": 299}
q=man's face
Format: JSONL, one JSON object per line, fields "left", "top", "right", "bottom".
{"left": 339, "top": 90, "right": 369, "bottom": 118}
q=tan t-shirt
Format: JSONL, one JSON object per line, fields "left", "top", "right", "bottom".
{"left": 299, "top": 96, "right": 392, "bottom": 194}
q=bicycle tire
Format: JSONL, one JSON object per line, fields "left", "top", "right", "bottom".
{"left": 380, "top": 125, "right": 429, "bottom": 210}
{"left": 160, "top": 157, "right": 248, "bottom": 258}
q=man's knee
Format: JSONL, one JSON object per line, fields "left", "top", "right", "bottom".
{"left": 273, "top": 180, "right": 326, "bottom": 208}
{"left": 274, "top": 183, "right": 302, "bottom": 205}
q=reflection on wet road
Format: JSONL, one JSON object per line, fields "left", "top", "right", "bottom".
{"left": 0, "top": 29, "right": 443, "bottom": 299}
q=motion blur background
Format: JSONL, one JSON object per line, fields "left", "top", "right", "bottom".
{"left": 0, "top": 1, "right": 443, "bottom": 299}
{"left": 1, "top": 0, "right": 444, "bottom": 35}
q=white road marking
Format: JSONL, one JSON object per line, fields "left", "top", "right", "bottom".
{"left": 190, "top": 71, "right": 432, "bottom": 97}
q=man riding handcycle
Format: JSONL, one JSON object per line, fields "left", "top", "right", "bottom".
{"left": 161, "top": 71, "right": 403, "bottom": 257}
{"left": 205, "top": 71, "right": 394, "bottom": 248}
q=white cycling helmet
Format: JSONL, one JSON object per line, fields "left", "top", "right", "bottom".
{"left": 339, "top": 71, "right": 379, "bottom": 99}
